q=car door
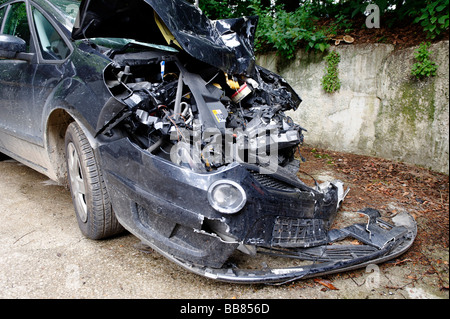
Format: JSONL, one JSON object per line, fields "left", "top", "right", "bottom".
{"left": 29, "top": 4, "right": 72, "bottom": 137}
{"left": 0, "top": 1, "right": 39, "bottom": 146}
{"left": 0, "top": 1, "right": 72, "bottom": 168}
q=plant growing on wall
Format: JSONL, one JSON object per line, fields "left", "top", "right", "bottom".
{"left": 411, "top": 42, "right": 438, "bottom": 79}
{"left": 322, "top": 51, "right": 341, "bottom": 93}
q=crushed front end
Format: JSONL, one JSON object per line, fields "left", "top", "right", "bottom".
{"left": 79, "top": 0, "right": 416, "bottom": 283}
{"left": 93, "top": 49, "right": 416, "bottom": 283}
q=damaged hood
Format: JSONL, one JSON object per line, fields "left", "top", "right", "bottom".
{"left": 72, "top": 0, "right": 258, "bottom": 75}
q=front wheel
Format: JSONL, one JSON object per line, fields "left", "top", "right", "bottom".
{"left": 65, "top": 122, "right": 124, "bottom": 239}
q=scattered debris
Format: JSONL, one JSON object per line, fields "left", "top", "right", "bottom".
{"left": 332, "top": 35, "right": 355, "bottom": 45}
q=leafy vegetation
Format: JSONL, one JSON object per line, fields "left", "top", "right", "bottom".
{"left": 191, "top": 0, "right": 449, "bottom": 55}
{"left": 412, "top": 0, "right": 449, "bottom": 39}
{"left": 249, "top": 2, "right": 329, "bottom": 59}
{"left": 411, "top": 42, "right": 438, "bottom": 79}
{"left": 321, "top": 51, "right": 341, "bottom": 93}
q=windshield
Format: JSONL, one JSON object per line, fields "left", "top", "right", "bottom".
{"left": 29, "top": 0, "right": 80, "bottom": 32}
{"left": 49, "top": 0, "right": 80, "bottom": 24}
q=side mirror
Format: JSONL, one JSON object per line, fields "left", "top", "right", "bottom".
{"left": 0, "top": 34, "right": 34, "bottom": 62}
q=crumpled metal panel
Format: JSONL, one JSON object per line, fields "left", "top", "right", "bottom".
{"left": 72, "top": 0, "right": 258, "bottom": 75}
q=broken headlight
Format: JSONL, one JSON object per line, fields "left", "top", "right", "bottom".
{"left": 207, "top": 180, "right": 247, "bottom": 214}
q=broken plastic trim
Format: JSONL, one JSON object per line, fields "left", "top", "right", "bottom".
{"left": 138, "top": 210, "right": 416, "bottom": 284}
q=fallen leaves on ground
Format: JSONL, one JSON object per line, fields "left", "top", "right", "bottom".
{"left": 314, "top": 278, "right": 339, "bottom": 291}
{"left": 298, "top": 146, "right": 449, "bottom": 249}
{"left": 297, "top": 146, "right": 449, "bottom": 291}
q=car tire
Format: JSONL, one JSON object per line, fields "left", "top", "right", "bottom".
{"left": 65, "top": 122, "right": 124, "bottom": 239}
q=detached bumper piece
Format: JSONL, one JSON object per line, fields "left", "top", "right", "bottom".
{"left": 159, "top": 209, "right": 417, "bottom": 284}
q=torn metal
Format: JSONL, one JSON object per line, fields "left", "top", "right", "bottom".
{"left": 97, "top": 50, "right": 304, "bottom": 172}
{"left": 72, "top": 0, "right": 416, "bottom": 283}
{"left": 72, "top": 0, "right": 258, "bottom": 74}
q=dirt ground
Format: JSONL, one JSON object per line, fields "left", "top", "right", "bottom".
{"left": 0, "top": 147, "right": 448, "bottom": 300}
{"left": 295, "top": 146, "right": 449, "bottom": 293}
{"left": 317, "top": 13, "right": 450, "bottom": 49}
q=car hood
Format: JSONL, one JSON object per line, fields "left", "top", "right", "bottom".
{"left": 72, "top": 0, "right": 258, "bottom": 75}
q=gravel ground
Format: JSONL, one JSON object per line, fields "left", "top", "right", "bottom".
{"left": 0, "top": 156, "right": 448, "bottom": 300}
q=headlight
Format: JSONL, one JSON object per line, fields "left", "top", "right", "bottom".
{"left": 207, "top": 180, "right": 247, "bottom": 214}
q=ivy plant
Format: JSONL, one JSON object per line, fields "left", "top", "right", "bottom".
{"left": 322, "top": 51, "right": 341, "bottom": 93}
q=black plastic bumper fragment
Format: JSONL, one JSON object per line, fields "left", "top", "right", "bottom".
{"left": 161, "top": 210, "right": 417, "bottom": 284}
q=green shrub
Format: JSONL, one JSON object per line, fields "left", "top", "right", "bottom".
{"left": 411, "top": 42, "right": 438, "bottom": 79}
{"left": 413, "top": 0, "right": 449, "bottom": 39}
{"left": 249, "top": 1, "right": 329, "bottom": 59}
{"left": 322, "top": 51, "right": 341, "bottom": 93}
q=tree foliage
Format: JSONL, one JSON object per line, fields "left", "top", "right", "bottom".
{"left": 189, "top": 0, "right": 449, "bottom": 56}
{"left": 249, "top": 1, "right": 329, "bottom": 59}
{"left": 1, "top": 0, "right": 447, "bottom": 55}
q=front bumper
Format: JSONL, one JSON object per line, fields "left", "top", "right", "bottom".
{"left": 97, "top": 137, "right": 417, "bottom": 284}
{"left": 170, "top": 210, "right": 417, "bottom": 284}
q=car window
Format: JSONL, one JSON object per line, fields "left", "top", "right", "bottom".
{"left": 0, "top": 7, "right": 6, "bottom": 30}
{"left": 2, "top": 2, "right": 31, "bottom": 51}
{"left": 32, "top": 7, "right": 70, "bottom": 60}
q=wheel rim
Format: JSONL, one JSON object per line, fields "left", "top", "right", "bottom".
{"left": 67, "top": 142, "right": 88, "bottom": 223}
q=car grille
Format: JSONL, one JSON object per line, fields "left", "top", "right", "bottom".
{"left": 271, "top": 217, "right": 327, "bottom": 247}
{"left": 249, "top": 171, "right": 296, "bottom": 192}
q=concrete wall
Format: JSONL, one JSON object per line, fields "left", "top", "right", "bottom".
{"left": 257, "top": 41, "right": 449, "bottom": 174}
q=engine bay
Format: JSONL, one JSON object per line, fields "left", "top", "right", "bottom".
{"left": 99, "top": 49, "right": 305, "bottom": 173}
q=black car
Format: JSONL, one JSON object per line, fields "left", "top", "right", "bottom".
{"left": 0, "top": 0, "right": 416, "bottom": 283}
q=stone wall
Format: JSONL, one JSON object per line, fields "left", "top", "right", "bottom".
{"left": 257, "top": 41, "right": 449, "bottom": 174}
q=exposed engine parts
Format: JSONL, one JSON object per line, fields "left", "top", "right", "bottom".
{"left": 100, "top": 50, "right": 305, "bottom": 173}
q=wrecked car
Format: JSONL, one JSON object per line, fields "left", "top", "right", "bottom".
{"left": 0, "top": 0, "right": 417, "bottom": 284}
